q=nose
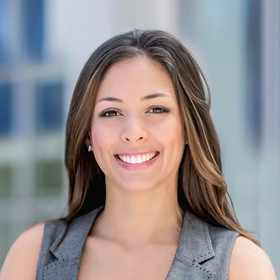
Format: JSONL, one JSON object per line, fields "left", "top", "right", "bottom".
{"left": 121, "top": 115, "right": 148, "bottom": 143}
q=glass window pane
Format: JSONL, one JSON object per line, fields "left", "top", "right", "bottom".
{"left": 244, "top": 0, "right": 262, "bottom": 145}
{"left": 21, "top": 0, "right": 45, "bottom": 60}
{"left": 34, "top": 80, "right": 64, "bottom": 133}
{"left": 0, "top": 222, "right": 11, "bottom": 266}
{"left": 34, "top": 160, "right": 63, "bottom": 196}
{"left": 0, "top": 165, "right": 12, "bottom": 197}
{"left": 0, "top": 0, "right": 10, "bottom": 64}
{"left": 0, "top": 84, "right": 12, "bottom": 136}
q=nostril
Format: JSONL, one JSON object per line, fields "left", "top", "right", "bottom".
{"left": 122, "top": 134, "right": 145, "bottom": 143}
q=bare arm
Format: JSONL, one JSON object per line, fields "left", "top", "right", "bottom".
{"left": 229, "top": 236, "right": 277, "bottom": 280}
{"left": 0, "top": 223, "right": 45, "bottom": 280}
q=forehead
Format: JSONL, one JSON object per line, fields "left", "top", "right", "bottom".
{"left": 96, "top": 56, "right": 175, "bottom": 100}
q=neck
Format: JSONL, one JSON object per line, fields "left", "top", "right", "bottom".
{"left": 91, "top": 186, "right": 184, "bottom": 247}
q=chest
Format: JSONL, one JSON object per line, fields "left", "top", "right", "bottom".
{"left": 77, "top": 237, "right": 178, "bottom": 280}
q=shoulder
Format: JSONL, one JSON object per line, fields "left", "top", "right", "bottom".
{"left": 229, "top": 236, "right": 276, "bottom": 280}
{"left": 0, "top": 223, "right": 45, "bottom": 280}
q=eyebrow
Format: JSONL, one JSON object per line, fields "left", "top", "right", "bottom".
{"left": 96, "top": 93, "right": 171, "bottom": 103}
{"left": 97, "top": 97, "right": 123, "bottom": 103}
{"left": 141, "top": 92, "right": 171, "bottom": 101}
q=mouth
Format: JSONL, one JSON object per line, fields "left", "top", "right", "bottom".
{"left": 115, "top": 152, "right": 160, "bottom": 164}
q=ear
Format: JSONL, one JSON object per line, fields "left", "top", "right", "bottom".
{"left": 85, "top": 132, "right": 92, "bottom": 148}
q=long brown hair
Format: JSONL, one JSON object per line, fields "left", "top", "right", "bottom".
{"left": 65, "top": 29, "right": 258, "bottom": 244}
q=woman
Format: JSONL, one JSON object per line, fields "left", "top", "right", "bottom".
{"left": 1, "top": 30, "right": 276, "bottom": 279}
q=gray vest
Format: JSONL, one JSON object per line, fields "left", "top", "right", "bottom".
{"left": 37, "top": 207, "right": 238, "bottom": 279}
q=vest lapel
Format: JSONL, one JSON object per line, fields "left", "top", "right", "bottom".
{"left": 165, "top": 212, "right": 216, "bottom": 279}
{"left": 39, "top": 208, "right": 216, "bottom": 280}
{"left": 40, "top": 207, "right": 103, "bottom": 280}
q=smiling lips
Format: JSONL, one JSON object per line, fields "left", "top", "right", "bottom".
{"left": 116, "top": 152, "right": 160, "bottom": 164}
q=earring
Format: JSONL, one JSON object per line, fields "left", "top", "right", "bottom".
{"left": 88, "top": 145, "right": 92, "bottom": 152}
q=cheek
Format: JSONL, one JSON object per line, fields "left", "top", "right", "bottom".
{"left": 90, "top": 123, "right": 109, "bottom": 146}
{"left": 90, "top": 126, "right": 108, "bottom": 171}
{"left": 90, "top": 123, "right": 117, "bottom": 162}
{"left": 177, "top": 122, "right": 185, "bottom": 141}
{"left": 90, "top": 125, "right": 99, "bottom": 146}
{"left": 166, "top": 122, "right": 185, "bottom": 161}
{"left": 90, "top": 127, "right": 107, "bottom": 163}
{"left": 172, "top": 123, "right": 185, "bottom": 151}
{"left": 157, "top": 119, "right": 184, "bottom": 144}
{"left": 170, "top": 122, "right": 185, "bottom": 165}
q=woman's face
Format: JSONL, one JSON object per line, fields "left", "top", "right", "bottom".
{"left": 90, "top": 56, "right": 185, "bottom": 193}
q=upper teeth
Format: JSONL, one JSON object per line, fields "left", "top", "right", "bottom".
{"left": 118, "top": 153, "right": 157, "bottom": 164}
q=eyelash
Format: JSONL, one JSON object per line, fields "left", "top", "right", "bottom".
{"left": 99, "top": 106, "right": 170, "bottom": 118}
{"left": 146, "top": 106, "right": 170, "bottom": 114}
{"left": 99, "top": 109, "right": 122, "bottom": 118}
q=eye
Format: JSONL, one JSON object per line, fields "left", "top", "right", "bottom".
{"left": 99, "top": 109, "right": 122, "bottom": 118}
{"left": 146, "top": 106, "right": 170, "bottom": 114}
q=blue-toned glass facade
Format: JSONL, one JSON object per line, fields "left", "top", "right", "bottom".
{"left": 0, "top": 0, "right": 9, "bottom": 64}
{"left": 35, "top": 80, "right": 64, "bottom": 133}
{"left": 21, "top": 0, "right": 45, "bottom": 61}
{"left": 0, "top": 85, "right": 12, "bottom": 135}
{"left": 0, "top": 0, "right": 65, "bottom": 266}
{"left": 244, "top": 0, "right": 262, "bottom": 145}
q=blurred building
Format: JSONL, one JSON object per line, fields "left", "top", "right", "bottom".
{"left": 0, "top": 0, "right": 279, "bottom": 275}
